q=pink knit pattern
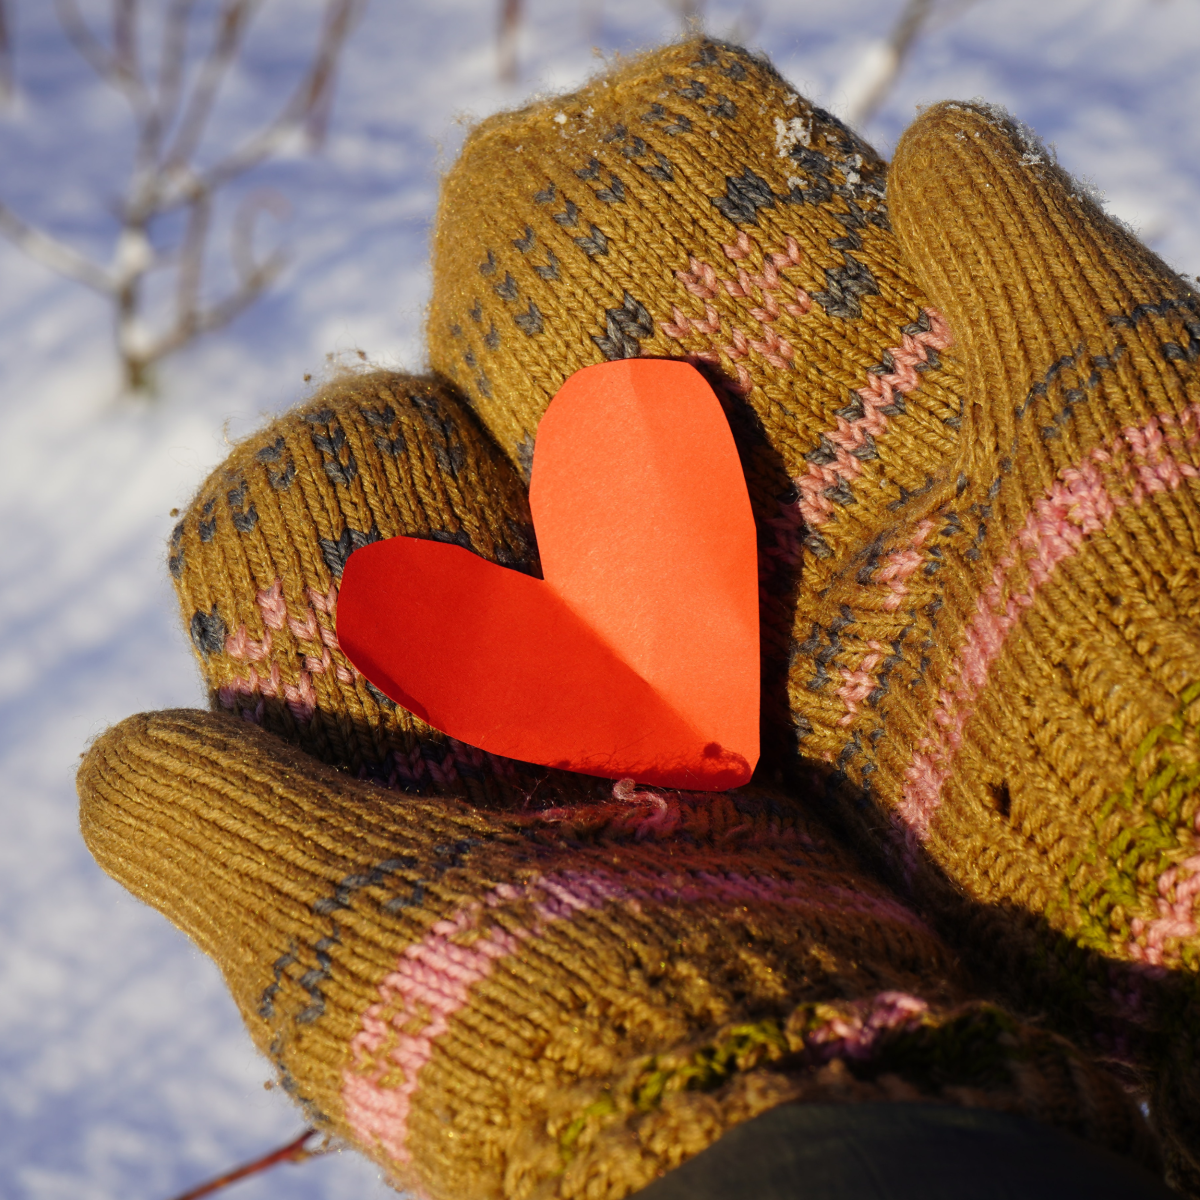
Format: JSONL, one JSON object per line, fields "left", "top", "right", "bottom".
{"left": 342, "top": 871, "right": 627, "bottom": 1164}
{"left": 877, "top": 519, "right": 936, "bottom": 612}
{"left": 217, "top": 578, "right": 521, "bottom": 786}
{"left": 341, "top": 861, "right": 935, "bottom": 1163}
{"left": 660, "top": 231, "right": 811, "bottom": 395}
{"left": 1128, "top": 831, "right": 1200, "bottom": 968}
{"left": 795, "top": 312, "right": 953, "bottom": 529}
{"left": 897, "top": 404, "right": 1200, "bottom": 846}
{"left": 219, "top": 579, "right": 355, "bottom": 723}
{"left": 825, "top": 519, "right": 937, "bottom": 729}
{"left": 661, "top": 230, "right": 950, "bottom": 557}
{"left": 802, "top": 991, "right": 930, "bottom": 1063}
{"left": 836, "top": 640, "right": 885, "bottom": 728}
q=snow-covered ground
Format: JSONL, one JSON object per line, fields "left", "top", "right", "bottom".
{"left": 3, "top": 1, "right": 1199, "bottom": 1196}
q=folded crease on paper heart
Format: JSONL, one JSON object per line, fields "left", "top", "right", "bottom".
{"left": 336, "top": 359, "right": 760, "bottom": 791}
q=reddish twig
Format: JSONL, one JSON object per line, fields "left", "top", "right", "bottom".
{"left": 166, "top": 1128, "right": 322, "bottom": 1200}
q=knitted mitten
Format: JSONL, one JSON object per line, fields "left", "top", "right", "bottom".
{"left": 426, "top": 37, "right": 963, "bottom": 768}
{"left": 788, "top": 101, "right": 1200, "bottom": 1186}
{"left": 422, "top": 33, "right": 1200, "bottom": 1180}
{"left": 168, "top": 369, "right": 606, "bottom": 807}
{"left": 80, "top": 370, "right": 1156, "bottom": 1200}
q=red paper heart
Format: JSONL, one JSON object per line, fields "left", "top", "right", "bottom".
{"left": 336, "top": 359, "right": 759, "bottom": 790}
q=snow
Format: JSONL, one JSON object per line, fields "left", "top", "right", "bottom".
{"left": 3, "top": 1, "right": 1199, "bottom": 1196}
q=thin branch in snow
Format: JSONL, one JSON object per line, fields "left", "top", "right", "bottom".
{"left": 725, "top": 2, "right": 762, "bottom": 47}
{"left": 582, "top": 0, "right": 604, "bottom": 43}
{"left": 0, "top": 201, "right": 115, "bottom": 291}
{"left": 0, "top": 0, "right": 367, "bottom": 396}
{"left": 162, "top": 1, "right": 262, "bottom": 176}
{"left": 165, "top": 1128, "right": 325, "bottom": 1200}
{"left": 839, "top": 0, "right": 935, "bottom": 130}
{"left": 0, "top": 0, "right": 13, "bottom": 100}
{"left": 498, "top": 0, "right": 521, "bottom": 84}
{"left": 664, "top": 0, "right": 705, "bottom": 33}
{"left": 838, "top": 0, "right": 978, "bottom": 131}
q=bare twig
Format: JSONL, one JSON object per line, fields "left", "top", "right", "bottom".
{"left": 155, "top": 0, "right": 198, "bottom": 140}
{"left": 159, "top": 0, "right": 364, "bottom": 209}
{"left": 300, "top": 0, "right": 363, "bottom": 143}
{"left": 166, "top": 1128, "right": 323, "bottom": 1200}
{"left": 582, "top": 0, "right": 604, "bottom": 43}
{"left": 163, "top": 1, "right": 261, "bottom": 174}
{"left": 664, "top": 0, "right": 705, "bottom": 33}
{"left": 726, "top": 2, "right": 762, "bottom": 47}
{"left": 0, "top": 200, "right": 115, "bottom": 290}
{"left": 0, "top": 0, "right": 14, "bottom": 100}
{"left": 0, "top": 0, "right": 367, "bottom": 395}
{"left": 498, "top": 0, "right": 521, "bottom": 84}
{"left": 839, "top": 0, "right": 934, "bottom": 129}
{"left": 55, "top": 0, "right": 149, "bottom": 109}
{"left": 113, "top": 0, "right": 139, "bottom": 83}
{"left": 838, "top": 0, "right": 979, "bottom": 130}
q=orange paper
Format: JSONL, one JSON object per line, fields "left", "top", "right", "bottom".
{"left": 337, "top": 359, "right": 759, "bottom": 790}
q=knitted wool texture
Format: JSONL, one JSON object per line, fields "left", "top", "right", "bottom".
{"left": 423, "top": 38, "right": 1200, "bottom": 1188}
{"left": 80, "top": 710, "right": 1155, "bottom": 1200}
{"left": 426, "top": 38, "right": 961, "bottom": 767}
{"left": 169, "top": 370, "right": 606, "bottom": 807}
{"left": 80, "top": 367, "right": 1158, "bottom": 1199}
{"left": 811, "top": 101, "right": 1200, "bottom": 1190}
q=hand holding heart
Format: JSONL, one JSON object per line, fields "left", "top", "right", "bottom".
{"left": 73, "top": 354, "right": 1159, "bottom": 1200}
{"left": 336, "top": 359, "right": 760, "bottom": 790}
{"left": 74, "top": 34, "right": 1188, "bottom": 1200}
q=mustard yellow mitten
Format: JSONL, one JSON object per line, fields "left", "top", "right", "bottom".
{"left": 167, "top": 369, "right": 605, "bottom": 807}
{"left": 788, "top": 99, "right": 1200, "bottom": 1190}
{"left": 79, "top": 369, "right": 1155, "bottom": 1200}
{"left": 427, "top": 37, "right": 965, "bottom": 769}
{"left": 424, "top": 35, "right": 1200, "bottom": 1188}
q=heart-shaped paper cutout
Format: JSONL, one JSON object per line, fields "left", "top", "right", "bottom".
{"left": 337, "top": 359, "right": 759, "bottom": 790}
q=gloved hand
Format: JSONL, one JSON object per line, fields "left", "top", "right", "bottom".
{"left": 423, "top": 37, "right": 1200, "bottom": 1190}
{"left": 77, "top": 36, "right": 1171, "bottom": 1200}
{"left": 78, "top": 365, "right": 1150, "bottom": 1199}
